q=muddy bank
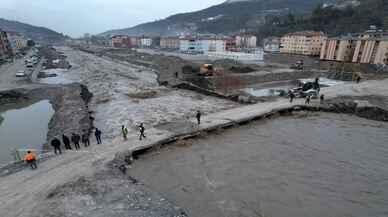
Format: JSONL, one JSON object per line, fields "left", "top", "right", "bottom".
{"left": 0, "top": 84, "right": 93, "bottom": 140}
{"left": 30, "top": 164, "right": 187, "bottom": 217}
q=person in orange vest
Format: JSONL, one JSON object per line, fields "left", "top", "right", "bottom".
{"left": 24, "top": 151, "right": 37, "bottom": 169}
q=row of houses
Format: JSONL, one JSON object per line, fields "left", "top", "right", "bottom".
{"left": 111, "top": 35, "right": 154, "bottom": 48}
{"left": 263, "top": 28, "right": 388, "bottom": 65}
{"left": 0, "top": 28, "right": 29, "bottom": 61}
{"left": 110, "top": 34, "right": 258, "bottom": 52}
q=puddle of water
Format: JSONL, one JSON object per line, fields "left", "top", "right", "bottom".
{"left": 0, "top": 100, "right": 54, "bottom": 164}
{"left": 243, "top": 88, "right": 286, "bottom": 97}
{"left": 300, "top": 77, "right": 345, "bottom": 87}
{"left": 39, "top": 69, "right": 73, "bottom": 84}
{"left": 129, "top": 113, "right": 388, "bottom": 217}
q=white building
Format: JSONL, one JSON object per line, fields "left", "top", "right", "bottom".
{"left": 179, "top": 37, "right": 226, "bottom": 53}
{"left": 206, "top": 49, "right": 264, "bottom": 64}
{"left": 179, "top": 38, "right": 202, "bottom": 52}
{"left": 140, "top": 38, "right": 152, "bottom": 47}
{"left": 263, "top": 37, "right": 280, "bottom": 53}
{"left": 201, "top": 38, "right": 226, "bottom": 52}
{"left": 235, "top": 34, "right": 257, "bottom": 48}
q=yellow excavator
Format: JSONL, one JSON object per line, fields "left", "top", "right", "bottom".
{"left": 200, "top": 64, "right": 215, "bottom": 76}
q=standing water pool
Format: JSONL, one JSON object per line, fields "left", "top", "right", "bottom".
{"left": 0, "top": 100, "right": 54, "bottom": 165}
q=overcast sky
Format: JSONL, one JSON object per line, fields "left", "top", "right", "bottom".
{"left": 0, "top": 0, "right": 225, "bottom": 37}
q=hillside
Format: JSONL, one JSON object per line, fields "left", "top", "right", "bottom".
{"left": 0, "top": 18, "right": 67, "bottom": 44}
{"left": 255, "top": 0, "right": 388, "bottom": 40}
{"left": 100, "top": 0, "right": 326, "bottom": 36}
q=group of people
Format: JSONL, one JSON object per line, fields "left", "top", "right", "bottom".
{"left": 50, "top": 128, "right": 103, "bottom": 155}
{"left": 24, "top": 128, "right": 103, "bottom": 169}
{"left": 121, "top": 111, "right": 202, "bottom": 141}
{"left": 289, "top": 92, "right": 325, "bottom": 105}
{"left": 25, "top": 111, "right": 204, "bottom": 170}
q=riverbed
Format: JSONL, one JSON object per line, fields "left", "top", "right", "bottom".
{"left": 129, "top": 112, "right": 388, "bottom": 217}
{"left": 0, "top": 100, "right": 54, "bottom": 165}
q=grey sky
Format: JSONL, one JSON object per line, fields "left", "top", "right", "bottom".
{"left": 0, "top": 0, "right": 225, "bottom": 37}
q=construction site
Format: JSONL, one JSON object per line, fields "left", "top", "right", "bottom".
{"left": 1, "top": 45, "right": 388, "bottom": 217}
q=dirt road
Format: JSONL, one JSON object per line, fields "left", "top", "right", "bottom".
{"left": 0, "top": 53, "right": 31, "bottom": 90}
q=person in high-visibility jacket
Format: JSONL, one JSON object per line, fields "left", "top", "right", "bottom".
{"left": 24, "top": 151, "right": 37, "bottom": 169}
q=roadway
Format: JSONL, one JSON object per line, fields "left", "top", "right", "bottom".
{"left": 0, "top": 49, "right": 38, "bottom": 90}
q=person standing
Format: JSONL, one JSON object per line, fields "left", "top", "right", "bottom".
{"left": 356, "top": 75, "right": 361, "bottom": 83}
{"left": 196, "top": 111, "right": 201, "bottom": 125}
{"left": 62, "top": 134, "right": 72, "bottom": 150}
{"left": 289, "top": 91, "right": 295, "bottom": 103}
{"left": 82, "top": 130, "right": 90, "bottom": 147}
{"left": 24, "top": 151, "right": 37, "bottom": 169}
{"left": 320, "top": 94, "right": 325, "bottom": 103}
{"left": 305, "top": 96, "right": 311, "bottom": 105}
{"left": 121, "top": 125, "right": 128, "bottom": 141}
{"left": 71, "top": 133, "right": 81, "bottom": 150}
{"left": 95, "top": 128, "right": 102, "bottom": 144}
{"left": 51, "top": 137, "right": 62, "bottom": 155}
{"left": 138, "top": 123, "right": 146, "bottom": 141}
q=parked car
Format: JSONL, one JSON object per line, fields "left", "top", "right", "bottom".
{"left": 15, "top": 70, "right": 27, "bottom": 77}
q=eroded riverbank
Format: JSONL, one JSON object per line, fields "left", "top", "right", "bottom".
{"left": 0, "top": 84, "right": 92, "bottom": 172}
{"left": 128, "top": 112, "right": 388, "bottom": 217}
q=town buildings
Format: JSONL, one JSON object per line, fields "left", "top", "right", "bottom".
{"left": 0, "top": 29, "right": 13, "bottom": 61}
{"left": 320, "top": 29, "right": 388, "bottom": 65}
{"left": 280, "top": 31, "right": 326, "bottom": 56}
{"left": 263, "top": 37, "right": 280, "bottom": 53}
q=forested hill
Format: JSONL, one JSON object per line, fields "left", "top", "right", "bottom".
{"left": 256, "top": 0, "right": 388, "bottom": 40}
{"left": 0, "top": 18, "right": 67, "bottom": 44}
{"left": 100, "top": 0, "right": 326, "bottom": 36}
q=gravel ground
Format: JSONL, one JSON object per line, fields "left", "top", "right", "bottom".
{"left": 54, "top": 47, "right": 238, "bottom": 139}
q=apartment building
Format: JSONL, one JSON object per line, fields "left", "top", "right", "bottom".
{"left": 140, "top": 37, "right": 152, "bottom": 48}
{"left": 320, "top": 36, "right": 356, "bottom": 62}
{"left": 352, "top": 38, "right": 388, "bottom": 64}
{"left": 111, "top": 35, "right": 132, "bottom": 48}
{"left": 235, "top": 34, "right": 257, "bottom": 48}
{"left": 160, "top": 37, "right": 180, "bottom": 49}
{"left": 201, "top": 37, "right": 226, "bottom": 52}
{"left": 179, "top": 37, "right": 226, "bottom": 53}
{"left": 6, "top": 32, "right": 28, "bottom": 53}
{"left": 280, "top": 31, "right": 326, "bottom": 56}
{"left": 0, "top": 29, "right": 13, "bottom": 60}
{"left": 320, "top": 29, "right": 388, "bottom": 65}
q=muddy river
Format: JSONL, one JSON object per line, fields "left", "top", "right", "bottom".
{"left": 129, "top": 113, "right": 388, "bottom": 217}
{"left": 0, "top": 100, "right": 54, "bottom": 165}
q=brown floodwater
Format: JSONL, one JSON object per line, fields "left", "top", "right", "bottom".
{"left": 129, "top": 112, "right": 388, "bottom": 217}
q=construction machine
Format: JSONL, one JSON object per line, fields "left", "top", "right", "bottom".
{"left": 200, "top": 64, "right": 215, "bottom": 76}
